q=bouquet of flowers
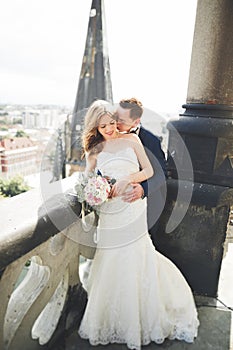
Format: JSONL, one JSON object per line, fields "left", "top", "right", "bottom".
{"left": 74, "top": 171, "right": 112, "bottom": 208}
{"left": 74, "top": 171, "right": 116, "bottom": 235}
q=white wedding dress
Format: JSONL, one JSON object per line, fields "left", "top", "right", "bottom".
{"left": 78, "top": 147, "right": 199, "bottom": 349}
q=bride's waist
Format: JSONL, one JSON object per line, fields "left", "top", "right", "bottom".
{"left": 101, "top": 169, "right": 138, "bottom": 179}
{"left": 106, "top": 192, "right": 145, "bottom": 204}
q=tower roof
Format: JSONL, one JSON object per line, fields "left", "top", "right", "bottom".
{"left": 68, "top": 0, "right": 113, "bottom": 167}
{"left": 73, "top": 0, "right": 113, "bottom": 114}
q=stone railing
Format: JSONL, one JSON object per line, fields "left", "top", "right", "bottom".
{"left": 0, "top": 175, "right": 97, "bottom": 350}
{"left": 1, "top": 173, "right": 233, "bottom": 350}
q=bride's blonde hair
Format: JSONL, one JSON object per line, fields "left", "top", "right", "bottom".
{"left": 82, "top": 99, "right": 116, "bottom": 155}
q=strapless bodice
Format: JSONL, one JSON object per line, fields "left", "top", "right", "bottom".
{"left": 96, "top": 147, "right": 139, "bottom": 180}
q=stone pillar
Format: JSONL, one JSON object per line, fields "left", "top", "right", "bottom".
{"left": 187, "top": 0, "right": 233, "bottom": 106}
{"left": 155, "top": 0, "right": 233, "bottom": 297}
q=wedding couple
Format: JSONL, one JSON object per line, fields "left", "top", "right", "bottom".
{"left": 78, "top": 98, "right": 199, "bottom": 349}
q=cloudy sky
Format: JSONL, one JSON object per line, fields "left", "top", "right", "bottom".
{"left": 0, "top": 0, "right": 197, "bottom": 113}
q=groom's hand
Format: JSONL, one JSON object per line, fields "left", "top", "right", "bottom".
{"left": 122, "top": 183, "right": 144, "bottom": 203}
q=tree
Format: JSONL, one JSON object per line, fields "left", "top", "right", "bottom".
{"left": 13, "top": 118, "right": 22, "bottom": 124}
{"left": 15, "top": 130, "right": 28, "bottom": 138}
{"left": 0, "top": 176, "right": 30, "bottom": 197}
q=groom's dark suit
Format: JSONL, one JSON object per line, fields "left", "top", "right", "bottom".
{"left": 138, "top": 126, "right": 167, "bottom": 245}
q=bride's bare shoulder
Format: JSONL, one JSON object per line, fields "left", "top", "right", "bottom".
{"left": 119, "top": 133, "right": 139, "bottom": 141}
{"left": 119, "top": 133, "right": 141, "bottom": 147}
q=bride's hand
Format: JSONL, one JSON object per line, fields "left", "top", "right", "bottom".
{"left": 110, "top": 178, "right": 130, "bottom": 197}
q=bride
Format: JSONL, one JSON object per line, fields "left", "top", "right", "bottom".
{"left": 78, "top": 100, "right": 199, "bottom": 349}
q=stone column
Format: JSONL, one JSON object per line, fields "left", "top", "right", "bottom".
{"left": 187, "top": 0, "right": 233, "bottom": 106}
{"left": 155, "top": 0, "right": 233, "bottom": 297}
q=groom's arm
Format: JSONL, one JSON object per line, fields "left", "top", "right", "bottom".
{"left": 122, "top": 136, "right": 167, "bottom": 202}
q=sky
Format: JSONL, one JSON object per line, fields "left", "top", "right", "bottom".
{"left": 0, "top": 0, "right": 197, "bottom": 114}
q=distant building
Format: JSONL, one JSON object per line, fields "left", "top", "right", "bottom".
{"left": 0, "top": 137, "right": 38, "bottom": 179}
{"left": 22, "top": 108, "right": 67, "bottom": 129}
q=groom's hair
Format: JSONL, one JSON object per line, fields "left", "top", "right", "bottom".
{"left": 119, "top": 98, "right": 143, "bottom": 120}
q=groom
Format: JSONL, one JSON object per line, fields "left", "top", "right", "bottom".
{"left": 115, "top": 98, "right": 167, "bottom": 245}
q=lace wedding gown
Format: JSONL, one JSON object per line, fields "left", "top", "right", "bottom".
{"left": 78, "top": 147, "right": 199, "bottom": 349}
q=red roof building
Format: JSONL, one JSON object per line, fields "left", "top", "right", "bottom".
{"left": 0, "top": 137, "right": 38, "bottom": 179}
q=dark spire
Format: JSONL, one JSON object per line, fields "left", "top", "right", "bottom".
{"left": 68, "top": 0, "right": 113, "bottom": 172}
{"left": 73, "top": 0, "right": 113, "bottom": 112}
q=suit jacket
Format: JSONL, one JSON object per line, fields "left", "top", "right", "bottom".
{"left": 138, "top": 126, "right": 167, "bottom": 235}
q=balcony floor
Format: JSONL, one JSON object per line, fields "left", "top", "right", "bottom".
{"left": 64, "top": 304, "right": 231, "bottom": 350}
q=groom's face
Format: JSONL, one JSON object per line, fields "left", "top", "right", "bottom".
{"left": 116, "top": 106, "right": 140, "bottom": 133}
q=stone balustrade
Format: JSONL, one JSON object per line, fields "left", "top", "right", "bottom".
{"left": 0, "top": 175, "right": 97, "bottom": 350}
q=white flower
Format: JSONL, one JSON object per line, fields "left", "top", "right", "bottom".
{"left": 75, "top": 172, "right": 111, "bottom": 207}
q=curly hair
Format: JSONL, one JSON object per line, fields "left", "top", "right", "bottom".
{"left": 119, "top": 97, "right": 143, "bottom": 120}
{"left": 82, "top": 100, "right": 116, "bottom": 155}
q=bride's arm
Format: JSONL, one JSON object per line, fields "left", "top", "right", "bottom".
{"left": 111, "top": 135, "right": 153, "bottom": 197}
{"left": 84, "top": 152, "right": 97, "bottom": 175}
{"left": 128, "top": 134, "right": 154, "bottom": 183}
